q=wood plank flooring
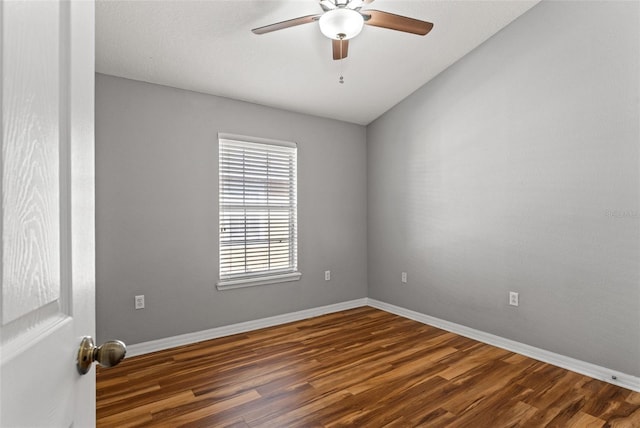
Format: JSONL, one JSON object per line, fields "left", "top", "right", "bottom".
{"left": 97, "top": 307, "right": 640, "bottom": 427}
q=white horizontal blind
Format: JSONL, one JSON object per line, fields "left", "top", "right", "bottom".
{"left": 219, "top": 138, "right": 298, "bottom": 282}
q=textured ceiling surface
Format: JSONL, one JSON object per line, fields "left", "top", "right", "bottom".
{"left": 96, "top": 0, "right": 540, "bottom": 125}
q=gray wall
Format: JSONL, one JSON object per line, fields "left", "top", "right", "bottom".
{"left": 96, "top": 74, "right": 367, "bottom": 345}
{"left": 367, "top": 1, "right": 640, "bottom": 376}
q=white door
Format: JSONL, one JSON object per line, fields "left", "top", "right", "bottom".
{"left": 1, "top": 1, "right": 97, "bottom": 426}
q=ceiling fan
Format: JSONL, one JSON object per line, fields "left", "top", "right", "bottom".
{"left": 251, "top": 0, "right": 434, "bottom": 61}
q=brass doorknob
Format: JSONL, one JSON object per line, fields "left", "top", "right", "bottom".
{"left": 77, "top": 336, "right": 126, "bottom": 375}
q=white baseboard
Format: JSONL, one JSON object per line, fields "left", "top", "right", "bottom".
{"left": 367, "top": 298, "right": 640, "bottom": 393}
{"left": 126, "top": 298, "right": 368, "bottom": 357}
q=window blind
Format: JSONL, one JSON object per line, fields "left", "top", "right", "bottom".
{"left": 219, "top": 138, "right": 298, "bottom": 283}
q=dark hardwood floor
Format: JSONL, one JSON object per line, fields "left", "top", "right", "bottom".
{"left": 97, "top": 307, "right": 640, "bottom": 427}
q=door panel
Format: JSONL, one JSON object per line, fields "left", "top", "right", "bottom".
{"left": 2, "top": 0, "right": 61, "bottom": 326}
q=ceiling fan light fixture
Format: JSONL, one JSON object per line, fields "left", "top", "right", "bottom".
{"left": 319, "top": 8, "right": 364, "bottom": 40}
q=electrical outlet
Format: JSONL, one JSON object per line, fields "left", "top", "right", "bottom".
{"left": 325, "top": 270, "right": 331, "bottom": 281}
{"left": 401, "top": 272, "right": 407, "bottom": 283}
{"left": 135, "top": 295, "right": 145, "bottom": 310}
{"left": 509, "top": 291, "right": 519, "bottom": 307}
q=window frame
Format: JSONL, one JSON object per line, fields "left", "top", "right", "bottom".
{"left": 216, "top": 133, "right": 301, "bottom": 291}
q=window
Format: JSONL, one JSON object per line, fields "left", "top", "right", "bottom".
{"left": 217, "top": 134, "right": 300, "bottom": 290}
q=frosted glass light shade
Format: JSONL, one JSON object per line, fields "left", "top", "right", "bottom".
{"left": 319, "top": 9, "right": 364, "bottom": 40}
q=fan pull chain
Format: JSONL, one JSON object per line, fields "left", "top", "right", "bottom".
{"left": 339, "top": 37, "right": 345, "bottom": 84}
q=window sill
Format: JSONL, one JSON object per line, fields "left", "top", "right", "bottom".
{"left": 216, "top": 272, "right": 302, "bottom": 291}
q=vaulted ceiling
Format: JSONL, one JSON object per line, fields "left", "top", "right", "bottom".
{"left": 96, "top": 0, "right": 540, "bottom": 125}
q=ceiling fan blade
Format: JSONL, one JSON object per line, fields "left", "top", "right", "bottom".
{"left": 332, "top": 38, "right": 349, "bottom": 60}
{"left": 363, "top": 10, "right": 433, "bottom": 36}
{"left": 252, "top": 15, "right": 320, "bottom": 35}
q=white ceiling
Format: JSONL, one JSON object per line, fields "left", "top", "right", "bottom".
{"left": 96, "top": 0, "right": 540, "bottom": 125}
